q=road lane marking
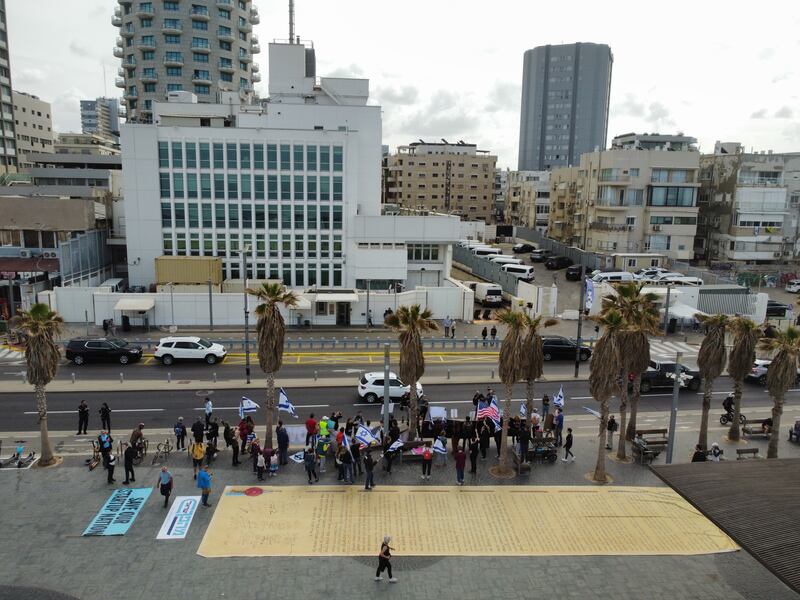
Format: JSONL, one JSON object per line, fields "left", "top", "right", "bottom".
{"left": 23, "top": 408, "right": 166, "bottom": 415}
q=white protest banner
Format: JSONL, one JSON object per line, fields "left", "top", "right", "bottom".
{"left": 157, "top": 496, "right": 201, "bottom": 540}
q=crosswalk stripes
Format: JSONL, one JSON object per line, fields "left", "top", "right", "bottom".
{"left": 649, "top": 341, "right": 699, "bottom": 357}
{"left": 0, "top": 347, "right": 24, "bottom": 361}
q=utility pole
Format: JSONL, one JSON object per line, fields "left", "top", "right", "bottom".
{"left": 242, "top": 245, "right": 251, "bottom": 385}
{"left": 383, "top": 343, "right": 391, "bottom": 436}
{"left": 666, "top": 351, "right": 682, "bottom": 464}
{"left": 574, "top": 272, "right": 586, "bottom": 377}
{"left": 207, "top": 278, "right": 214, "bottom": 331}
{"left": 663, "top": 284, "right": 672, "bottom": 334}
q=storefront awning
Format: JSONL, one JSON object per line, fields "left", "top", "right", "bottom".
{"left": 293, "top": 296, "right": 312, "bottom": 310}
{"left": 114, "top": 297, "right": 155, "bottom": 312}
{"left": 313, "top": 292, "right": 359, "bottom": 303}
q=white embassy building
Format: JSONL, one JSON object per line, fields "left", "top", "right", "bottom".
{"left": 122, "top": 40, "right": 461, "bottom": 297}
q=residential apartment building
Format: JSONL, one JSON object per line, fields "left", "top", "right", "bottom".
{"left": 550, "top": 133, "right": 700, "bottom": 261}
{"left": 55, "top": 133, "right": 121, "bottom": 156}
{"left": 123, "top": 41, "right": 460, "bottom": 297}
{"left": 384, "top": 142, "right": 497, "bottom": 221}
{"left": 12, "top": 92, "right": 54, "bottom": 169}
{"left": 112, "top": 0, "right": 261, "bottom": 123}
{"left": 493, "top": 168, "right": 508, "bottom": 219}
{"left": 505, "top": 170, "right": 550, "bottom": 231}
{"left": 0, "top": 0, "right": 16, "bottom": 175}
{"left": 81, "top": 97, "right": 122, "bottom": 139}
{"left": 696, "top": 142, "right": 800, "bottom": 265}
{"left": 518, "top": 42, "right": 613, "bottom": 171}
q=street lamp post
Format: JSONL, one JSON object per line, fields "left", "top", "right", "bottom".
{"left": 207, "top": 278, "right": 214, "bottom": 331}
{"left": 383, "top": 343, "right": 391, "bottom": 436}
{"left": 663, "top": 284, "right": 673, "bottom": 334}
{"left": 666, "top": 351, "right": 682, "bottom": 464}
{"left": 574, "top": 270, "right": 587, "bottom": 378}
{"left": 166, "top": 282, "right": 175, "bottom": 330}
{"left": 242, "top": 245, "right": 252, "bottom": 385}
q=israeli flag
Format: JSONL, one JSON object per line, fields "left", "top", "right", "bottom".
{"left": 552, "top": 385, "right": 565, "bottom": 408}
{"left": 433, "top": 438, "right": 447, "bottom": 455}
{"left": 239, "top": 396, "right": 260, "bottom": 419}
{"left": 355, "top": 424, "right": 380, "bottom": 447}
{"left": 582, "top": 406, "right": 601, "bottom": 419}
{"left": 277, "top": 388, "right": 298, "bottom": 418}
{"left": 519, "top": 402, "right": 527, "bottom": 417}
{"left": 342, "top": 431, "right": 354, "bottom": 459}
{"left": 388, "top": 439, "right": 403, "bottom": 452}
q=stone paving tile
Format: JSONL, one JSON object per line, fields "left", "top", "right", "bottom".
{"left": 0, "top": 443, "right": 797, "bottom": 600}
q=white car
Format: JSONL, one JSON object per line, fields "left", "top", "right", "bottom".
{"left": 357, "top": 371, "right": 424, "bottom": 403}
{"left": 154, "top": 336, "right": 227, "bottom": 366}
{"left": 785, "top": 279, "right": 800, "bottom": 293}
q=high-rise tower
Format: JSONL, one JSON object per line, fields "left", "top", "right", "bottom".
{"left": 112, "top": 0, "right": 261, "bottom": 123}
{"left": 0, "top": 0, "right": 17, "bottom": 174}
{"left": 518, "top": 42, "right": 612, "bottom": 171}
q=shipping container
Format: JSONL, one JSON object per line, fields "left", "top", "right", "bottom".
{"left": 155, "top": 256, "right": 223, "bottom": 285}
{"left": 155, "top": 283, "right": 222, "bottom": 294}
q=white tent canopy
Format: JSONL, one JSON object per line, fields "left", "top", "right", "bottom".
{"left": 662, "top": 301, "right": 706, "bottom": 319}
{"left": 113, "top": 297, "right": 155, "bottom": 312}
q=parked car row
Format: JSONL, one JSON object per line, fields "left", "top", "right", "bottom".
{"left": 64, "top": 336, "right": 228, "bottom": 366}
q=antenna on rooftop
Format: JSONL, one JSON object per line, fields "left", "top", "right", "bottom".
{"left": 289, "top": 0, "right": 295, "bottom": 43}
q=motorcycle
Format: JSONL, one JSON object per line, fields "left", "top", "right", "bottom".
{"left": 719, "top": 412, "right": 746, "bottom": 426}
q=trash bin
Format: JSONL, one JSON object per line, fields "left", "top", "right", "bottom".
{"left": 122, "top": 315, "right": 131, "bottom": 332}
{"left": 667, "top": 318, "right": 677, "bottom": 334}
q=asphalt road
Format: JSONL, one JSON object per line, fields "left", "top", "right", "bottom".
{"left": 1, "top": 376, "right": 796, "bottom": 434}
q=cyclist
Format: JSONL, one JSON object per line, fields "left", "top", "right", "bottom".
{"left": 722, "top": 394, "right": 734, "bottom": 416}
{"left": 130, "top": 423, "right": 146, "bottom": 456}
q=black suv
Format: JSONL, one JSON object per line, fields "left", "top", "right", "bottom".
{"left": 65, "top": 337, "right": 143, "bottom": 365}
{"left": 545, "top": 256, "right": 574, "bottom": 270}
{"left": 541, "top": 336, "right": 592, "bottom": 361}
{"left": 637, "top": 361, "right": 701, "bottom": 393}
{"left": 766, "top": 300, "right": 789, "bottom": 318}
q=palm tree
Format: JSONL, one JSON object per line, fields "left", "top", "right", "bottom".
{"left": 726, "top": 317, "right": 761, "bottom": 441}
{"left": 588, "top": 309, "right": 624, "bottom": 483}
{"left": 495, "top": 309, "right": 526, "bottom": 473}
{"left": 600, "top": 282, "right": 660, "bottom": 457}
{"left": 18, "top": 303, "right": 64, "bottom": 467}
{"left": 695, "top": 314, "right": 728, "bottom": 450}
{"left": 385, "top": 305, "right": 438, "bottom": 441}
{"left": 758, "top": 326, "right": 800, "bottom": 458}
{"left": 521, "top": 314, "right": 558, "bottom": 422}
{"left": 247, "top": 282, "right": 298, "bottom": 448}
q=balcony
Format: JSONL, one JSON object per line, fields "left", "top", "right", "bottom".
{"left": 120, "top": 27, "right": 135, "bottom": 38}
{"left": 251, "top": 72, "right": 261, "bottom": 83}
{"left": 249, "top": 7, "right": 260, "bottom": 24}
{"left": 216, "top": 0, "right": 232, "bottom": 6}
{"left": 163, "top": 56, "right": 184, "bottom": 66}
{"left": 192, "top": 74, "right": 212, "bottom": 84}
{"left": 115, "top": 36, "right": 124, "bottom": 47}
{"left": 118, "top": 0, "right": 132, "bottom": 4}
{"left": 251, "top": 42, "right": 260, "bottom": 54}
{"left": 125, "top": 89, "right": 139, "bottom": 99}
{"left": 217, "top": 28, "right": 235, "bottom": 42}
{"left": 117, "top": 67, "right": 125, "bottom": 77}
{"left": 162, "top": 21, "right": 183, "bottom": 33}
{"left": 122, "top": 56, "right": 137, "bottom": 68}
{"left": 239, "top": 20, "right": 252, "bottom": 32}
{"left": 239, "top": 52, "right": 252, "bottom": 63}
{"left": 135, "top": 5, "right": 154, "bottom": 17}
{"left": 113, "top": 46, "right": 125, "bottom": 58}
{"left": 191, "top": 7, "right": 210, "bottom": 20}
{"left": 112, "top": 13, "right": 123, "bottom": 27}
{"left": 191, "top": 43, "right": 211, "bottom": 53}
{"left": 115, "top": 77, "right": 126, "bottom": 88}
{"left": 736, "top": 176, "right": 785, "bottom": 188}
{"left": 218, "top": 61, "right": 235, "bottom": 73}
{"left": 141, "top": 72, "right": 158, "bottom": 83}
{"left": 589, "top": 222, "right": 632, "bottom": 232}
{"left": 599, "top": 174, "right": 630, "bottom": 185}
{"left": 137, "top": 38, "right": 157, "bottom": 49}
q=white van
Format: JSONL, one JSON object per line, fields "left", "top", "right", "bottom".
{"left": 474, "top": 283, "right": 503, "bottom": 306}
{"left": 656, "top": 275, "right": 704, "bottom": 286}
{"left": 591, "top": 272, "right": 635, "bottom": 284}
{"left": 501, "top": 264, "right": 536, "bottom": 281}
{"left": 100, "top": 278, "right": 128, "bottom": 292}
{"left": 489, "top": 256, "right": 523, "bottom": 266}
{"left": 466, "top": 240, "right": 486, "bottom": 249}
{"left": 472, "top": 247, "right": 502, "bottom": 258}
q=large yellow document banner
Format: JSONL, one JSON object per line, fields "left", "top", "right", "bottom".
{"left": 197, "top": 485, "right": 738, "bottom": 558}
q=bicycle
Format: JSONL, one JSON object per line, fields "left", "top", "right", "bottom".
{"left": 132, "top": 438, "right": 149, "bottom": 466}
{"left": 86, "top": 441, "right": 101, "bottom": 471}
{"left": 151, "top": 438, "right": 174, "bottom": 465}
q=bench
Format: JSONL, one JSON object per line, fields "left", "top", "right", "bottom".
{"left": 736, "top": 447, "right": 760, "bottom": 459}
{"left": 397, "top": 440, "right": 426, "bottom": 463}
{"left": 741, "top": 420, "right": 771, "bottom": 439}
{"left": 510, "top": 450, "right": 532, "bottom": 474}
{"left": 635, "top": 428, "right": 668, "bottom": 441}
{"left": 632, "top": 438, "right": 667, "bottom": 464}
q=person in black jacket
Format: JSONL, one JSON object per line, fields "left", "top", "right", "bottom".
{"left": 174, "top": 417, "right": 187, "bottom": 450}
{"left": 77, "top": 400, "right": 89, "bottom": 435}
{"left": 479, "top": 419, "right": 491, "bottom": 459}
{"left": 99, "top": 402, "right": 111, "bottom": 432}
{"left": 468, "top": 437, "right": 480, "bottom": 474}
{"left": 363, "top": 452, "right": 375, "bottom": 490}
{"left": 350, "top": 436, "right": 362, "bottom": 476}
{"left": 276, "top": 421, "right": 290, "bottom": 465}
{"left": 191, "top": 418, "right": 205, "bottom": 444}
{"left": 122, "top": 442, "right": 136, "bottom": 484}
{"left": 518, "top": 425, "right": 531, "bottom": 463}
{"left": 207, "top": 418, "right": 219, "bottom": 447}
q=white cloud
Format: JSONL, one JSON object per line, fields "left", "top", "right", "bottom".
{"left": 15, "top": 67, "right": 46, "bottom": 85}
{"left": 69, "top": 41, "right": 91, "bottom": 58}
{"left": 374, "top": 85, "right": 418, "bottom": 106}
{"left": 751, "top": 108, "right": 768, "bottom": 119}
{"left": 775, "top": 106, "right": 794, "bottom": 119}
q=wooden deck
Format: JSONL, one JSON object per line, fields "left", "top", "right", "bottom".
{"left": 651, "top": 458, "right": 800, "bottom": 594}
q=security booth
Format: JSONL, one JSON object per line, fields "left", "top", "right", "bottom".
{"left": 113, "top": 297, "right": 155, "bottom": 332}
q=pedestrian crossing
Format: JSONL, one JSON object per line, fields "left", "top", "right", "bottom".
{"left": 0, "top": 347, "right": 23, "bottom": 361}
{"left": 648, "top": 340, "right": 699, "bottom": 360}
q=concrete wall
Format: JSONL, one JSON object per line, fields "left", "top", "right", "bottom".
{"left": 0, "top": 196, "right": 95, "bottom": 231}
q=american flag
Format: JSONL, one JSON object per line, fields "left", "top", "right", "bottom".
{"left": 477, "top": 398, "right": 501, "bottom": 429}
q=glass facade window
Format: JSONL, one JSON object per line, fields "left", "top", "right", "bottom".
{"left": 320, "top": 146, "right": 330, "bottom": 171}
{"left": 333, "top": 176, "right": 342, "bottom": 201}
{"left": 186, "top": 142, "right": 197, "bottom": 168}
{"left": 267, "top": 175, "right": 278, "bottom": 200}
{"left": 281, "top": 205, "right": 291, "bottom": 228}
{"left": 333, "top": 205, "right": 342, "bottom": 230}
{"left": 293, "top": 145, "right": 304, "bottom": 170}
{"left": 171, "top": 142, "right": 183, "bottom": 168}
{"left": 294, "top": 175, "right": 304, "bottom": 200}
{"left": 333, "top": 145, "right": 343, "bottom": 171}
{"left": 307, "top": 205, "right": 317, "bottom": 229}
{"left": 320, "top": 206, "right": 330, "bottom": 229}
{"left": 241, "top": 174, "right": 251, "bottom": 198}
{"left": 227, "top": 174, "right": 238, "bottom": 198}
{"left": 187, "top": 173, "right": 198, "bottom": 198}
{"left": 172, "top": 173, "right": 184, "bottom": 197}
{"left": 307, "top": 145, "right": 317, "bottom": 171}
{"left": 202, "top": 204, "right": 212, "bottom": 227}
{"left": 160, "top": 173, "right": 170, "bottom": 197}
{"left": 254, "top": 144, "right": 264, "bottom": 169}
{"left": 254, "top": 175, "right": 264, "bottom": 199}
{"left": 161, "top": 202, "right": 171, "bottom": 226}
{"left": 226, "top": 143, "right": 237, "bottom": 168}
{"left": 213, "top": 143, "right": 224, "bottom": 168}
{"left": 200, "top": 143, "right": 210, "bottom": 168}
{"left": 280, "top": 144, "right": 290, "bottom": 170}
{"left": 240, "top": 143, "right": 250, "bottom": 169}
{"left": 214, "top": 173, "right": 224, "bottom": 199}
{"left": 215, "top": 204, "right": 225, "bottom": 227}
{"left": 649, "top": 186, "right": 696, "bottom": 207}
{"left": 307, "top": 176, "right": 317, "bottom": 201}
{"left": 188, "top": 204, "right": 199, "bottom": 227}
{"left": 174, "top": 204, "right": 185, "bottom": 227}
{"left": 294, "top": 205, "right": 304, "bottom": 228}
{"left": 280, "top": 175, "right": 290, "bottom": 200}
{"left": 242, "top": 205, "right": 252, "bottom": 228}
{"left": 267, "top": 144, "right": 277, "bottom": 169}
{"left": 200, "top": 174, "right": 212, "bottom": 198}
{"left": 228, "top": 204, "right": 238, "bottom": 227}
{"left": 158, "top": 141, "right": 169, "bottom": 168}
{"left": 320, "top": 176, "right": 330, "bottom": 201}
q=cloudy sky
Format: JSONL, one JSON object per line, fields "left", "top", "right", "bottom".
{"left": 8, "top": 0, "right": 800, "bottom": 168}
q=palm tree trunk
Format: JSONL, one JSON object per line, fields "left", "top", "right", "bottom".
{"left": 767, "top": 394, "right": 783, "bottom": 459}
{"left": 525, "top": 378, "right": 535, "bottom": 430}
{"left": 593, "top": 398, "right": 608, "bottom": 483}
{"left": 407, "top": 379, "right": 418, "bottom": 442}
{"left": 728, "top": 379, "right": 743, "bottom": 441}
{"left": 698, "top": 377, "right": 714, "bottom": 450}
{"left": 625, "top": 375, "right": 642, "bottom": 441}
{"left": 35, "top": 384, "right": 55, "bottom": 466}
{"left": 616, "top": 373, "right": 628, "bottom": 461}
{"left": 265, "top": 372, "right": 275, "bottom": 448}
{"left": 499, "top": 383, "right": 512, "bottom": 472}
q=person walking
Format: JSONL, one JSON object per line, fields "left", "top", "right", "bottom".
{"left": 305, "top": 413, "right": 318, "bottom": 447}
{"left": 99, "top": 402, "right": 111, "bottom": 432}
{"left": 562, "top": 428, "right": 574, "bottom": 462}
{"left": 191, "top": 417, "right": 205, "bottom": 444}
{"left": 364, "top": 452, "right": 376, "bottom": 490}
{"left": 122, "top": 442, "right": 136, "bottom": 485}
{"left": 256, "top": 452, "right": 266, "bottom": 481}
{"left": 77, "top": 400, "right": 89, "bottom": 435}
{"left": 222, "top": 420, "right": 234, "bottom": 449}
{"left": 174, "top": 417, "right": 187, "bottom": 450}
{"left": 421, "top": 443, "right": 433, "bottom": 481}
{"left": 351, "top": 436, "right": 363, "bottom": 477}
{"left": 443, "top": 316, "right": 452, "bottom": 338}
{"left": 231, "top": 429, "right": 241, "bottom": 466}
{"left": 468, "top": 437, "right": 479, "bottom": 474}
{"left": 276, "top": 420, "right": 290, "bottom": 465}
{"left": 269, "top": 453, "right": 278, "bottom": 477}
{"left": 450, "top": 320, "right": 456, "bottom": 339}
{"left": 156, "top": 466, "right": 173, "bottom": 508}
{"left": 304, "top": 447, "right": 319, "bottom": 484}
{"left": 541, "top": 394, "right": 550, "bottom": 419}
{"left": 203, "top": 397, "right": 213, "bottom": 429}
{"left": 481, "top": 327, "right": 488, "bottom": 347}
{"left": 455, "top": 446, "right": 467, "bottom": 485}
{"left": 606, "top": 415, "right": 618, "bottom": 450}
{"left": 375, "top": 536, "right": 397, "bottom": 583}
{"left": 554, "top": 408, "right": 564, "bottom": 447}
{"left": 106, "top": 451, "right": 117, "bottom": 484}
{"left": 490, "top": 325, "right": 498, "bottom": 346}
{"left": 197, "top": 465, "right": 213, "bottom": 507}
{"left": 189, "top": 438, "right": 205, "bottom": 479}
{"left": 479, "top": 419, "right": 491, "bottom": 459}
